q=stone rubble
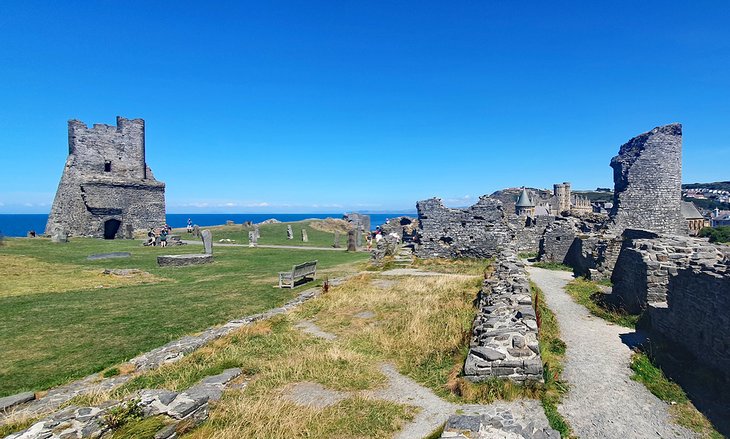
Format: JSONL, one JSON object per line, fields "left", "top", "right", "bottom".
{"left": 441, "top": 404, "right": 560, "bottom": 439}
{"left": 4, "top": 369, "right": 241, "bottom": 439}
{"left": 463, "top": 247, "right": 543, "bottom": 383}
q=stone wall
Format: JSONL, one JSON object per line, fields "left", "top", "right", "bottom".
{"left": 611, "top": 234, "right": 730, "bottom": 377}
{"left": 511, "top": 215, "right": 554, "bottom": 254}
{"left": 463, "top": 248, "right": 543, "bottom": 383}
{"left": 609, "top": 123, "right": 686, "bottom": 235}
{"left": 46, "top": 117, "right": 165, "bottom": 238}
{"left": 414, "top": 196, "right": 512, "bottom": 258}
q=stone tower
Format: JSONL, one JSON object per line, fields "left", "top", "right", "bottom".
{"left": 515, "top": 188, "right": 535, "bottom": 217}
{"left": 46, "top": 117, "right": 166, "bottom": 239}
{"left": 609, "top": 123, "right": 685, "bottom": 235}
{"left": 553, "top": 182, "right": 571, "bottom": 214}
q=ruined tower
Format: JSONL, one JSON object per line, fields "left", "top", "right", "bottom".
{"left": 553, "top": 182, "right": 571, "bottom": 214}
{"left": 609, "top": 123, "right": 685, "bottom": 235}
{"left": 45, "top": 116, "right": 166, "bottom": 239}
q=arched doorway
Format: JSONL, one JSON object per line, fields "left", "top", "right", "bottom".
{"left": 104, "top": 219, "right": 121, "bottom": 239}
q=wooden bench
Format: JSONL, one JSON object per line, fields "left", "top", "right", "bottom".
{"left": 279, "top": 260, "right": 318, "bottom": 288}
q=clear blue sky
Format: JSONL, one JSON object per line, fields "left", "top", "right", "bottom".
{"left": 1, "top": 1, "right": 728, "bottom": 213}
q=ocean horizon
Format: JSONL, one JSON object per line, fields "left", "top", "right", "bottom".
{"left": 0, "top": 213, "right": 415, "bottom": 237}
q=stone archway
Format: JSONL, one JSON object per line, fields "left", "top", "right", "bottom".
{"left": 104, "top": 219, "right": 121, "bottom": 240}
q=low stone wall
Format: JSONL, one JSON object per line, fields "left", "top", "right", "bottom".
{"left": 611, "top": 234, "right": 730, "bottom": 378}
{"left": 463, "top": 248, "right": 543, "bottom": 383}
{"left": 157, "top": 254, "right": 213, "bottom": 267}
{"left": 415, "top": 197, "right": 512, "bottom": 259}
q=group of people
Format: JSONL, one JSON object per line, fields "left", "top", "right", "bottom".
{"left": 145, "top": 224, "right": 172, "bottom": 247}
{"left": 365, "top": 226, "right": 401, "bottom": 250}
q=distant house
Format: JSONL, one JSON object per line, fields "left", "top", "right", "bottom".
{"left": 680, "top": 201, "right": 707, "bottom": 236}
{"left": 711, "top": 210, "right": 730, "bottom": 227}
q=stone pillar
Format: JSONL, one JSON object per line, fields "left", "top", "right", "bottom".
{"left": 192, "top": 225, "right": 200, "bottom": 237}
{"left": 51, "top": 229, "right": 68, "bottom": 243}
{"left": 333, "top": 231, "right": 340, "bottom": 248}
{"left": 124, "top": 224, "right": 134, "bottom": 240}
{"left": 248, "top": 231, "right": 257, "bottom": 247}
{"left": 347, "top": 230, "right": 357, "bottom": 252}
{"left": 287, "top": 225, "right": 293, "bottom": 240}
{"left": 201, "top": 229, "right": 213, "bottom": 254}
{"left": 254, "top": 225, "right": 260, "bottom": 239}
{"left": 301, "top": 229, "right": 308, "bottom": 242}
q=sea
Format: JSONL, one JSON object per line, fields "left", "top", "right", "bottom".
{"left": 0, "top": 213, "right": 414, "bottom": 237}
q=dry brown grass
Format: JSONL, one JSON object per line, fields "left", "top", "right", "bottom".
{"left": 308, "top": 218, "right": 352, "bottom": 234}
{"left": 0, "top": 255, "right": 163, "bottom": 298}
{"left": 411, "top": 257, "right": 491, "bottom": 276}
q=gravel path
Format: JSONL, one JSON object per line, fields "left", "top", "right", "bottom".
{"left": 181, "top": 240, "right": 346, "bottom": 251}
{"left": 527, "top": 266, "right": 696, "bottom": 439}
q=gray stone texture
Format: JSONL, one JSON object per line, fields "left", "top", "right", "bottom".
{"left": 201, "top": 229, "right": 212, "bottom": 254}
{"left": 464, "top": 247, "right": 543, "bottom": 383}
{"left": 45, "top": 117, "right": 166, "bottom": 238}
{"left": 157, "top": 254, "right": 214, "bottom": 267}
{"left": 609, "top": 123, "right": 686, "bottom": 235}
{"left": 415, "top": 196, "right": 512, "bottom": 259}
{"left": 86, "top": 252, "right": 131, "bottom": 261}
{"left": 610, "top": 234, "right": 730, "bottom": 379}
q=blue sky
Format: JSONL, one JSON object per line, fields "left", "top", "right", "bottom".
{"left": 1, "top": 1, "right": 728, "bottom": 213}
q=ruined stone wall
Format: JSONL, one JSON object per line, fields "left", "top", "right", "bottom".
{"left": 611, "top": 234, "right": 730, "bottom": 377}
{"left": 463, "top": 247, "right": 543, "bottom": 383}
{"left": 379, "top": 216, "right": 419, "bottom": 242}
{"left": 414, "top": 196, "right": 512, "bottom": 258}
{"left": 609, "top": 124, "right": 686, "bottom": 235}
{"left": 511, "top": 215, "right": 554, "bottom": 254}
{"left": 46, "top": 117, "right": 165, "bottom": 238}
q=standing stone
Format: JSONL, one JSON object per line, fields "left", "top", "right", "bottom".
{"left": 347, "top": 230, "right": 357, "bottom": 252}
{"left": 124, "top": 224, "right": 134, "bottom": 239}
{"left": 356, "top": 228, "right": 363, "bottom": 248}
{"left": 333, "top": 231, "right": 341, "bottom": 248}
{"left": 254, "top": 225, "right": 260, "bottom": 239}
{"left": 201, "top": 229, "right": 213, "bottom": 254}
{"left": 287, "top": 225, "right": 293, "bottom": 240}
{"left": 51, "top": 229, "right": 69, "bottom": 243}
{"left": 301, "top": 229, "right": 308, "bottom": 242}
{"left": 248, "top": 231, "right": 257, "bottom": 247}
{"left": 609, "top": 123, "right": 686, "bottom": 235}
{"left": 192, "top": 224, "right": 200, "bottom": 237}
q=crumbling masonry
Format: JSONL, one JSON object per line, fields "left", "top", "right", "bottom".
{"left": 45, "top": 117, "right": 166, "bottom": 239}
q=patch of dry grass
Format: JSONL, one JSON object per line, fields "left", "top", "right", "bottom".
{"left": 308, "top": 218, "right": 352, "bottom": 234}
{"left": 294, "top": 274, "right": 481, "bottom": 398}
{"left": 411, "top": 257, "right": 491, "bottom": 276}
{"left": 0, "top": 255, "right": 163, "bottom": 298}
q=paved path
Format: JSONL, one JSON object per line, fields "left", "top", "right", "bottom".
{"left": 181, "top": 240, "right": 348, "bottom": 251}
{"left": 526, "top": 266, "right": 696, "bottom": 439}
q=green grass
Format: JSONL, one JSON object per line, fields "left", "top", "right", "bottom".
{"left": 532, "top": 282, "right": 572, "bottom": 438}
{"left": 180, "top": 220, "right": 347, "bottom": 248}
{"left": 0, "top": 237, "right": 367, "bottom": 397}
{"left": 630, "top": 353, "right": 722, "bottom": 437}
{"left": 532, "top": 261, "right": 573, "bottom": 272}
{"left": 564, "top": 278, "right": 639, "bottom": 328}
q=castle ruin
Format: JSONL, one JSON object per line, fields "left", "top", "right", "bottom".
{"left": 45, "top": 117, "right": 166, "bottom": 239}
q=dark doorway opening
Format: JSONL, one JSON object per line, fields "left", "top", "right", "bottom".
{"left": 104, "top": 219, "right": 121, "bottom": 239}
{"left": 104, "top": 161, "right": 112, "bottom": 172}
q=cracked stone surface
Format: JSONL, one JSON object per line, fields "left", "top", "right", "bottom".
{"left": 293, "top": 320, "right": 337, "bottom": 340}
{"left": 281, "top": 382, "right": 348, "bottom": 409}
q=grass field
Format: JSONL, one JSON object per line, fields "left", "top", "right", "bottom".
{"left": 175, "top": 219, "right": 350, "bottom": 248}
{"left": 0, "top": 236, "right": 368, "bottom": 397}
